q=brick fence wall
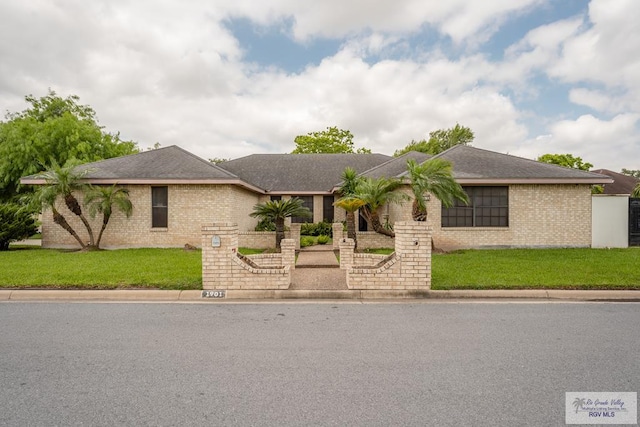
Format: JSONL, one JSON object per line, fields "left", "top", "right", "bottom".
{"left": 202, "top": 223, "right": 294, "bottom": 290}
{"left": 339, "top": 221, "right": 432, "bottom": 290}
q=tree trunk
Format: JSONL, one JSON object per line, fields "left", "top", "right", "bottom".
{"left": 361, "top": 206, "right": 395, "bottom": 238}
{"left": 412, "top": 199, "right": 427, "bottom": 222}
{"left": 370, "top": 212, "right": 395, "bottom": 237}
{"left": 345, "top": 211, "right": 357, "bottom": 251}
{"left": 275, "top": 218, "right": 285, "bottom": 250}
{"left": 64, "top": 194, "right": 95, "bottom": 246}
{"left": 0, "top": 241, "right": 9, "bottom": 251}
{"left": 95, "top": 213, "right": 110, "bottom": 249}
{"left": 52, "top": 207, "right": 86, "bottom": 248}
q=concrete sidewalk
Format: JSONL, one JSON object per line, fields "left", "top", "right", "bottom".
{"left": 290, "top": 245, "right": 345, "bottom": 290}
{"left": 2, "top": 289, "right": 639, "bottom": 302}
{"left": 295, "top": 245, "right": 339, "bottom": 268}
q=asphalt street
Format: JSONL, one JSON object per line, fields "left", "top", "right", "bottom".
{"left": 1, "top": 302, "right": 638, "bottom": 426}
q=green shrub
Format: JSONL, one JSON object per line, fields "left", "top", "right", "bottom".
{"left": 300, "top": 221, "right": 333, "bottom": 237}
{"left": 254, "top": 217, "right": 275, "bottom": 231}
{"left": 300, "top": 236, "right": 315, "bottom": 247}
{"left": 317, "top": 235, "right": 330, "bottom": 245}
{"left": 0, "top": 204, "right": 38, "bottom": 251}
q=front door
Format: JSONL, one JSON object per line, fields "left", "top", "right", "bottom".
{"left": 630, "top": 198, "right": 640, "bottom": 246}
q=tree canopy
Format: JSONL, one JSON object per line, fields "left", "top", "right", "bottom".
{"left": 621, "top": 168, "right": 640, "bottom": 178}
{"left": 0, "top": 90, "right": 139, "bottom": 201}
{"left": 394, "top": 124, "right": 474, "bottom": 157}
{"left": 536, "top": 153, "right": 593, "bottom": 171}
{"left": 292, "top": 126, "right": 371, "bottom": 154}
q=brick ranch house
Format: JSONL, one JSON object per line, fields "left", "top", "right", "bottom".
{"left": 21, "top": 145, "right": 612, "bottom": 250}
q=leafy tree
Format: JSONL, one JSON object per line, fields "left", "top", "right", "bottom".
{"left": 0, "top": 203, "right": 38, "bottom": 251}
{"left": 250, "top": 198, "right": 312, "bottom": 250}
{"left": 84, "top": 184, "right": 133, "bottom": 248}
{"left": 292, "top": 126, "right": 371, "bottom": 154}
{"left": 354, "top": 177, "right": 409, "bottom": 237}
{"left": 209, "top": 157, "right": 230, "bottom": 164}
{"left": 0, "top": 90, "right": 138, "bottom": 201}
{"left": 621, "top": 168, "right": 640, "bottom": 178}
{"left": 536, "top": 153, "right": 593, "bottom": 171}
{"left": 406, "top": 158, "right": 468, "bottom": 222}
{"left": 394, "top": 124, "right": 474, "bottom": 156}
{"left": 29, "top": 160, "right": 95, "bottom": 249}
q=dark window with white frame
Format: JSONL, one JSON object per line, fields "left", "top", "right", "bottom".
{"left": 151, "top": 186, "right": 168, "bottom": 228}
{"left": 291, "top": 196, "right": 314, "bottom": 223}
{"left": 441, "top": 186, "right": 508, "bottom": 227}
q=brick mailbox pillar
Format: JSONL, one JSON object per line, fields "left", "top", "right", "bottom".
{"left": 201, "top": 223, "right": 239, "bottom": 289}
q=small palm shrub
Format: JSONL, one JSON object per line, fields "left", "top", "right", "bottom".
{"left": 300, "top": 221, "right": 333, "bottom": 237}
{"left": 317, "top": 235, "right": 330, "bottom": 245}
{"left": 300, "top": 236, "right": 315, "bottom": 247}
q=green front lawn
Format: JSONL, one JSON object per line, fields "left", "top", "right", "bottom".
{"left": 432, "top": 248, "right": 640, "bottom": 290}
{"left": 0, "top": 246, "right": 638, "bottom": 290}
{"left": 0, "top": 247, "right": 201, "bottom": 289}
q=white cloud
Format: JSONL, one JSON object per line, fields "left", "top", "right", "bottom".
{"left": 515, "top": 114, "right": 640, "bottom": 169}
{"left": 222, "top": 0, "right": 542, "bottom": 45}
{"left": 0, "top": 0, "right": 638, "bottom": 173}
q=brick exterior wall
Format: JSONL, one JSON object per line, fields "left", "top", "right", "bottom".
{"left": 41, "top": 182, "right": 593, "bottom": 250}
{"left": 428, "top": 184, "right": 592, "bottom": 249}
{"left": 340, "top": 222, "right": 432, "bottom": 290}
{"left": 201, "top": 223, "right": 294, "bottom": 290}
{"left": 42, "top": 184, "right": 263, "bottom": 249}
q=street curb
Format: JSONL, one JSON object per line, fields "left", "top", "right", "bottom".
{"left": 1, "top": 289, "right": 640, "bottom": 302}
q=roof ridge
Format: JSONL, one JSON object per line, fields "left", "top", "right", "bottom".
{"left": 170, "top": 145, "right": 239, "bottom": 179}
{"left": 435, "top": 145, "right": 611, "bottom": 178}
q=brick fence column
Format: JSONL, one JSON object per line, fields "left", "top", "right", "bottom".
{"left": 332, "top": 222, "right": 344, "bottom": 250}
{"left": 339, "top": 238, "right": 355, "bottom": 270}
{"left": 281, "top": 238, "right": 296, "bottom": 270}
{"left": 289, "top": 223, "right": 302, "bottom": 250}
{"left": 202, "top": 222, "right": 239, "bottom": 289}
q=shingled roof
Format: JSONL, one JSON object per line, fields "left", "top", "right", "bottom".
{"left": 218, "top": 153, "right": 391, "bottom": 193}
{"left": 591, "top": 169, "right": 639, "bottom": 194}
{"left": 359, "top": 151, "right": 431, "bottom": 180}
{"left": 399, "top": 145, "right": 613, "bottom": 184}
{"left": 21, "top": 146, "right": 263, "bottom": 192}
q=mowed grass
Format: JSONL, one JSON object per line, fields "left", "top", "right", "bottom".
{"left": 1, "top": 246, "right": 639, "bottom": 290}
{"left": 0, "top": 247, "right": 201, "bottom": 290}
{"left": 432, "top": 248, "right": 640, "bottom": 290}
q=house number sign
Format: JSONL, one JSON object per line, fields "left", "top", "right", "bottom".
{"left": 202, "top": 290, "right": 226, "bottom": 298}
{"left": 211, "top": 235, "right": 221, "bottom": 247}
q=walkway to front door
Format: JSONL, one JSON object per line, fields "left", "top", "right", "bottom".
{"left": 290, "top": 245, "right": 347, "bottom": 290}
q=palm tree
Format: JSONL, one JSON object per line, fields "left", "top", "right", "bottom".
{"left": 355, "top": 177, "right": 409, "bottom": 237}
{"left": 250, "top": 198, "right": 312, "bottom": 250}
{"left": 572, "top": 397, "right": 586, "bottom": 413}
{"left": 406, "top": 158, "right": 469, "bottom": 222}
{"left": 632, "top": 182, "right": 640, "bottom": 198}
{"left": 31, "top": 161, "right": 94, "bottom": 249}
{"left": 334, "top": 197, "right": 366, "bottom": 247}
{"left": 335, "top": 167, "right": 363, "bottom": 245}
{"left": 84, "top": 184, "right": 133, "bottom": 248}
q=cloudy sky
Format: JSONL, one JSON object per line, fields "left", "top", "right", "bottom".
{"left": 1, "top": 0, "right": 638, "bottom": 170}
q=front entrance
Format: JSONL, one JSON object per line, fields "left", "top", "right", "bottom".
{"left": 630, "top": 198, "right": 640, "bottom": 246}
